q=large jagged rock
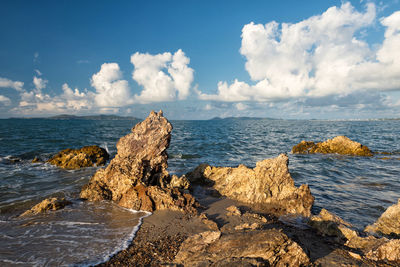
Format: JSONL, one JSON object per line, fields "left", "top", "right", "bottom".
{"left": 20, "top": 197, "right": 72, "bottom": 217}
{"left": 47, "top": 145, "right": 109, "bottom": 169}
{"left": 365, "top": 198, "right": 400, "bottom": 236}
{"left": 174, "top": 230, "right": 310, "bottom": 266}
{"left": 292, "top": 136, "right": 373, "bottom": 156}
{"left": 186, "top": 154, "right": 314, "bottom": 216}
{"left": 80, "top": 111, "right": 197, "bottom": 213}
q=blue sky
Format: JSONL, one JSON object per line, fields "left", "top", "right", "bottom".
{"left": 0, "top": 0, "right": 400, "bottom": 119}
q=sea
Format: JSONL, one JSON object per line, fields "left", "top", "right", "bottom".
{"left": 0, "top": 117, "right": 399, "bottom": 266}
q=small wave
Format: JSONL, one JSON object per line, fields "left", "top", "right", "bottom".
{"left": 101, "top": 142, "right": 110, "bottom": 155}
{"left": 82, "top": 210, "right": 151, "bottom": 267}
{"left": 170, "top": 153, "right": 201, "bottom": 159}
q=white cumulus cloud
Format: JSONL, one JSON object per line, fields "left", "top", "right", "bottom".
{"left": 131, "top": 49, "right": 194, "bottom": 103}
{"left": 198, "top": 3, "right": 400, "bottom": 102}
{"left": 0, "top": 95, "right": 11, "bottom": 105}
{"left": 91, "top": 63, "right": 132, "bottom": 107}
{"left": 0, "top": 77, "right": 24, "bottom": 91}
{"left": 33, "top": 76, "right": 48, "bottom": 91}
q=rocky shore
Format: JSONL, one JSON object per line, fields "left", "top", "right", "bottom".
{"left": 21, "top": 110, "right": 400, "bottom": 266}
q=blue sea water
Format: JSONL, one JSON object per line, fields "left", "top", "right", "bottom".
{"left": 1, "top": 118, "right": 400, "bottom": 265}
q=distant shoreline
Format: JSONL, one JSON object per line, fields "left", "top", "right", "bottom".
{"left": 3, "top": 116, "right": 400, "bottom": 121}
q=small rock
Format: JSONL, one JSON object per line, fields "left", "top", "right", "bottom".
{"left": 199, "top": 213, "right": 219, "bottom": 231}
{"left": 308, "top": 209, "right": 358, "bottom": 240}
{"left": 348, "top": 251, "right": 362, "bottom": 260}
{"left": 226, "top": 205, "right": 241, "bottom": 216}
{"left": 47, "top": 145, "right": 109, "bottom": 169}
{"left": 234, "top": 222, "right": 261, "bottom": 230}
{"left": 169, "top": 175, "right": 191, "bottom": 190}
{"left": 32, "top": 157, "right": 41, "bottom": 163}
{"left": 20, "top": 197, "right": 72, "bottom": 217}
{"left": 292, "top": 136, "right": 372, "bottom": 156}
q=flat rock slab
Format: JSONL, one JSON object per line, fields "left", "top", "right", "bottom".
{"left": 174, "top": 229, "right": 310, "bottom": 266}
{"left": 47, "top": 145, "right": 109, "bottom": 169}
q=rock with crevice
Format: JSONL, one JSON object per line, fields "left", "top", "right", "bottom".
{"left": 174, "top": 229, "right": 310, "bottom": 266}
{"left": 80, "top": 111, "right": 198, "bottom": 213}
{"left": 292, "top": 136, "right": 373, "bottom": 156}
{"left": 186, "top": 154, "right": 314, "bottom": 216}
{"left": 308, "top": 209, "right": 358, "bottom": 241}
{"left": 20, "top": 197, "right": 72, "bottom": 217}
{"left": 47, "top": 145, "right": 109, "bottom": 169}
{"left": 365, "top": 198, "right": 400, "bottom": 237}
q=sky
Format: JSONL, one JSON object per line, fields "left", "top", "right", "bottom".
{"left": 0, "top": 0, "right": 400, "bottom": 120}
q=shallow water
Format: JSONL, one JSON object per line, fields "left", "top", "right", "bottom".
{"left": 0, "top": 118, "right": 400, "bottom": 265}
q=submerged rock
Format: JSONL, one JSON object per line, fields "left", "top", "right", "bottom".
{"left": 174, "top": 229, "right": 310, "bottom": 266}
{"left": 47, "top": 145, "right": 109, "bottom": 169}
{"left": 80, "top": 111, "right": 198, "bottom": 213}
{"left": 187, "top": 154, "right": 314, "bottom": 216}
{"left": 292, "top": 136, "right": 373, "bottom": 156}
{"left": 365, "top": 198, "right": 400, "bottom": 237}
{"left": 20, "top": 197, "right": 71, "bottom": 216}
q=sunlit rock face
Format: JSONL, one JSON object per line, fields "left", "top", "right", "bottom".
{"left": 187, "top": 154, "right": 314, "bottom": 217}
{"left": 80, "top": 110, "right": 197, "bottom": 213}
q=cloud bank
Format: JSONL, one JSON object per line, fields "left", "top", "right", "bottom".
{"left": 199, "top": 3, "right": 400, "bottom": 102}
{"left": 3, "top": 49, "right": 194, "bottom": 115}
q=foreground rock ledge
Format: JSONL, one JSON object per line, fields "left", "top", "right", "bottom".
{"left": 80, "top": 111, "right": 197, "bottom": 213}
{"left": 292, "top": 136, "right": 373, "bottom": 156}
{"left": 47, "top": 145, "right": 109, "bottom": 169}
{"left": 187, "top": 154, "right": 314, "bottom": 216}
{"left": 174, "top": 230, "right": 310, "bottom": 266}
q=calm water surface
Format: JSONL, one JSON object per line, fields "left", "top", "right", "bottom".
{"left": 0, "top": 118, "right": 399, "bottom": 265}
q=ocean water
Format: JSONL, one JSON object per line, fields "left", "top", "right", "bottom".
{"left": 1, "top": 118, "right": 400, "bottom": 265}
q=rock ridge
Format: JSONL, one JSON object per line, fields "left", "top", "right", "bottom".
{"left": 80, "top": 110, "right": 198, "bottom": 213}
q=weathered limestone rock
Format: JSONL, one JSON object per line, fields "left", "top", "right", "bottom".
{"left": 308, "top": 209, "right": 358, "bottom": 241}
{"left": 365, "top": 199, "right": 400, "bottom": 236}
{"left": 174, "top": 229, "right": 310, "bottom": 266}
{"left": 365, "top": 239, "right": 400, "bottom": 262}
{"left": 20, "top": 197, "right": 71, "bottom": 216}
{"left": 169, "top": 175, "right": 191, "bottom": 190}
{"left": 47, "top": 145, "right": 109, "bottom": 169}
{"left": 80, "top": 111, "right": 198, "bottom": 213}
{"left": 187, "top": 154, "right": 314, "bottom": 216}
{"left": 292, "top": 136, "right": 373, "bottom": 156}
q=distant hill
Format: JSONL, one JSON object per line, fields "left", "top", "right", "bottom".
{"left": 44, "top": 114, "right": 140, "bottom": 120}
{"left": 209, "top": 116, "right": 276, "bottom": 121}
